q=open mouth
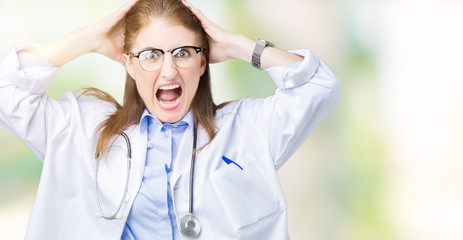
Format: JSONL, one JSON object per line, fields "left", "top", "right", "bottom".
{"left": 156, "top": 83, "right": 183, "bottom": 110}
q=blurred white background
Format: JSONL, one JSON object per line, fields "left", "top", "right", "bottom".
{"left": 1, "top": 0, "right": 463, "bottom": 239}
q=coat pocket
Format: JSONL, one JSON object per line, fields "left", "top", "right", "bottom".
{"left": 210, "top": 157, "right": 281, "bottom": 233}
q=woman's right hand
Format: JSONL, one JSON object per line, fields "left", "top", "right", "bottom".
{"left": 87, "top": 0, "right": 138, "bottom": 63}
{"left": 24, "top": 0, "right": 138, "bottom": 67}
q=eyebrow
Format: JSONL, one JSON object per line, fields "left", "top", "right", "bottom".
{"left": 139, "top": 46, "right": 162, "bottom": 51}
{"left": 137, "top": 45, "right": 198, "bottom": 51}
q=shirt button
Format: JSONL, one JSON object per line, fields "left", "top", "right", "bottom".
{"left": 286, "top": 71, "right": 294, "bottom": 78}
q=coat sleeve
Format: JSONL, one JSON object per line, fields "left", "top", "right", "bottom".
{"left": 239, "top": 49, "right": 342, "bottom": 169}
{"left": 0, "top": 47, "right": 110, "bottom": 161}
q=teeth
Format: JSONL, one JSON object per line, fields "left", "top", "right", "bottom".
{"left": 159, "top": 84, "right": 180, "bottom": 90}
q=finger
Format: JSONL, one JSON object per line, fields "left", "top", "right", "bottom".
{"left": 101, "top": 0, "right": 139, "bottom": 32}
{"left": 107, "top": 0, "right": 139, "bottom": 22}
{"left": 182, "top": 0, "right": 210, "bottom": 26}
{"left": 182, "top": 0, "right": 227, "bottom": 40}
{"left": 117, "top": 0, "right": 139, "bottom": 16}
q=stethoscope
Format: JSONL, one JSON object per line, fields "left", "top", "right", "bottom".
{"left": 94, "top": 129, "right": 202, "bottom": 237}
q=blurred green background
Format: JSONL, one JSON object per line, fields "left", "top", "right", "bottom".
{"left": 1, "top": 0, "right": 463, "bottom": 239}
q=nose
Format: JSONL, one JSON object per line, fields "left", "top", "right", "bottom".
{"left": 160, "top": 53, "right": 178, "bottom": 80}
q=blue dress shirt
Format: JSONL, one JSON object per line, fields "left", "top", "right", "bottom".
{"left": 121, "top": 110, "right": 194, "bottom": 240}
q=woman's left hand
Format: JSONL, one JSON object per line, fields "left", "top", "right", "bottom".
{"left": 182, "top": 0, "right": 254, "bottom": 64}
{"left": 183, "top": 0, "right": 303, "bottom": 69}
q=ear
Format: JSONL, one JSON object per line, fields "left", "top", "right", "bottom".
{"left": 123, "top": 54, "right": 136, "bottom": 80}
{"left": 200, "top": 54, "right": 207, "bottom": 76}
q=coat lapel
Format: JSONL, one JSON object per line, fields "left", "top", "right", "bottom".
{"left": 170, "top": 124, "right": 193, "bottom": 191}
{"left": 170, "top": 124, "right": 209, "bottom": 192}
{"left": 93, "top": 125, "right": 147, "bottom": 218}
{"left": 123, "top": 125, "right": 148, "bottom": 212}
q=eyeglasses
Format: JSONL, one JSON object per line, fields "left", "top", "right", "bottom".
{"left": 129, "top": 46, "right": 206, "bottom": 72}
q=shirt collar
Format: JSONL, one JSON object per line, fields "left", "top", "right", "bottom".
{"left": 139, "top": 109, "right": 194, "bottom": 133}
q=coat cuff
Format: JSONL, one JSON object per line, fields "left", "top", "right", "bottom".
{"left": 266, "top": 49, "right": 320, "bottom": 90}
{"left": 0, "top": 45, "right": 58, "bottom": 94}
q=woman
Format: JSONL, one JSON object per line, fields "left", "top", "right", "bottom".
{"left": 0, "top": 0, "right": 341, "bottom": 239}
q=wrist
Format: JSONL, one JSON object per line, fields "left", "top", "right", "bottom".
{"left": 227, "top": 34, "right": 255, "bottom": 63}
{"left": 75, "top": 26, "right": 100, "bottom": 54}
{"left": 33, "top": 27, "right": 95, "bottom": 67}
{"left": 252, "top": 39, "right": 274, "bottom": 69}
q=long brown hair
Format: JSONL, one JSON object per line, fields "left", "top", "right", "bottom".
{"left": 86, "top": 0, "right": 218, "bottom": 159}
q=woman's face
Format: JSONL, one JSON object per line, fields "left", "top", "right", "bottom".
{"left": 124, "top": 18, "right": 206, "bottom": 123}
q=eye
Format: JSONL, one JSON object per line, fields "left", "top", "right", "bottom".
{"left": 173, "top": 48, "right": 192, "bottom": 59}
{"left": 140, "top": 50, "right": 161, "bottom": 62}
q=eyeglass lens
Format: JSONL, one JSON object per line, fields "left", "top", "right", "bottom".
{"left": 137, "top": 47, "right": 200, "bottom": 71}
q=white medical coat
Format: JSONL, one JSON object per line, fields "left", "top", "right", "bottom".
{"left": 0, "top": 47, "right": 341, "bottom": 239}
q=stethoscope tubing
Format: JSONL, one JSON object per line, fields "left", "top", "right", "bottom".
{"left": 94, "top": 132, "right": 132, "bottom": 220}
{"left": 188, "top": 126, "right": 197, "bottom": 214}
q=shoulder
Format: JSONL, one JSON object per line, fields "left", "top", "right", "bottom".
{"left": 215, "top": 99, "right": 247, "bottom": 118}
{"left": 214, "top": 97, "right": 267, "bottom": 127}
{"left": 65, "top": 90, "right": 116, "bottom": 110}
{"left": 60, "top": 90, "right": 118, "bottom": 125}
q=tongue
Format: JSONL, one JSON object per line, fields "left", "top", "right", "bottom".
{"left": 157, "top": 89, "right": 179, "bottom": 101}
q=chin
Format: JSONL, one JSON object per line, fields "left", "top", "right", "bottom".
{"left": 155, "top": 108, "right": 187, "bottom": 124}
{"left": 159, "top": 116, "right": 181, "bottom": 124}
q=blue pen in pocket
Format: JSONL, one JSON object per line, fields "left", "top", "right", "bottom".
{"left": 221, "top": 156, "right": 244, "bottom": 170}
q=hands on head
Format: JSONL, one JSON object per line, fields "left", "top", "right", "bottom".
{"left": 181, "top": 0, "right": 246, "bottom": 64}
{"left": 90, "top": 0, "right": 252, "bottom": 65}
{"left": 24, "top": 0, "right": 299, "bottom": 69}
{"left": 22, "top": 0, "right": 139, "bottom": 67}
{"left": 89, "top": 0, "right": 140, "bottom": 64}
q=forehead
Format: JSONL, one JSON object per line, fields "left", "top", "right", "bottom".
{"left": 133, "top": 18, "right": 199, "bottom": 50}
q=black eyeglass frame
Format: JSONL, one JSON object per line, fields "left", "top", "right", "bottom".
{"left": 130, "top": 46, "right": 205, "bottom": 59}
{"left": 128, "top": 46, "right": 206, "bottom": 72}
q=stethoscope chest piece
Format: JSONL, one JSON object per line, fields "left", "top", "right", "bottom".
{"left": 179, "top": 214, "right": 201, "bottom": 237}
